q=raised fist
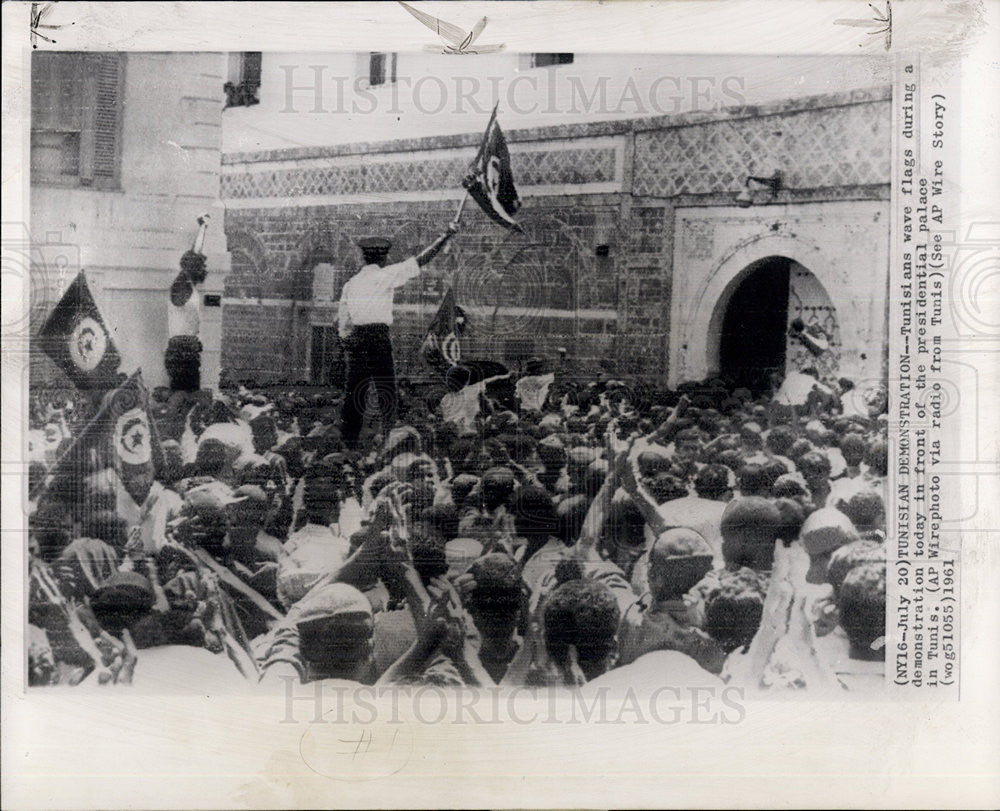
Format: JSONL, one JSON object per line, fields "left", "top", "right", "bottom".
{"left": 180, "top": 250, "right": 208, "bottom": 284}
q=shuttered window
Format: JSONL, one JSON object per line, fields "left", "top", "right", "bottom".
{"left": 368, "top": 52, "right": 397, "bottom": 86}
{"left": 531, "top": 53, "right": 574, "bottom": 68}
{"left": 31, "top": 52, "right": 124, "bottom": 189}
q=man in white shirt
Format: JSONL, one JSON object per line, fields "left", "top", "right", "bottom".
{"left": 338, "top": 225, "right": 458, "bottom": 448}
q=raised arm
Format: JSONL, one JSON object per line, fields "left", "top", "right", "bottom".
{"left": 573, "top": 458, "right": 617, "bottom": 561}
{"left": 415, "top": 222, "right": 460, "bottom": 267}
{"left": 648, "top": 394, "right": 690, "bottom": 445}
{"left": 573, "top": 422, "right": 629, "bottom": 561}
{"left": 619, "top": 436, "right": 671, "bottom": 538}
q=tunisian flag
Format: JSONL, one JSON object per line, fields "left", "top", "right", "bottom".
{"left": 421, "top": 288, "right": 463, "bottom": 370}
{"left": 37, "top": 271, "right": 121, "bottom": 391}
{"left": 463, "top": 105, "right": 523, "bottom": 232}
{"left": 38, "top": 370, "right": 162, "bottom": 507}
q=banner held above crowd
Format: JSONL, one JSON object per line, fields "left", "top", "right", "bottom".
{"left": 37, "top": 270, "right": 122, "bottom": 393}
{"left": 461, "top": 104, "right": 524, "bottom": 233}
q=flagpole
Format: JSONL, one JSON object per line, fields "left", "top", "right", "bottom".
{"left": 453, "top": 190, "right": 469, "bottom": 225}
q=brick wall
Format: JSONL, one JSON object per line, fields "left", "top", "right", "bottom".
{"left": 221, "top": 87, "right": 891, "bottom": 384}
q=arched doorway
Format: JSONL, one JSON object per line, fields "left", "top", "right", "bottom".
{"left": 717, "top": 256, "right": 791, "bottom": 391}
{"left": 713, "top": 256, "right": 840, "bottom": 392}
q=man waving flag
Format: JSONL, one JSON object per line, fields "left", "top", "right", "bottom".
{"left": 462, "top": 104, "right": 523, "bottom": 232}
{"left": 37, "top": 270, "right": 121, "bottom": 391}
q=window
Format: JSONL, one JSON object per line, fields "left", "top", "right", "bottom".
{"left": 531, "top": 53, "right": 574, "bottom": 68}
{"left": 31, "top": 52, "right": 124, "bottom": 189}
{"left": 368, "top": 52, "right": 397, "bottom": 86}
{"left": 224, "top": 52, "right": 261, "bottom": 108}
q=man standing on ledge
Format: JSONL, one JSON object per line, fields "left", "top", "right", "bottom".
{"left": 338, "top": 222, "right": 459, "bottom": 449}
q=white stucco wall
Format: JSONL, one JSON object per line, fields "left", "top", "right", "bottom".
{"left": 223, "top": 53, "right": 891, "bottom": 154}
{"left": 669, "top": 199, "right": 890, "bottom": 387}
{"left": 31, "top": 52, "right": 231, "bottom": 390}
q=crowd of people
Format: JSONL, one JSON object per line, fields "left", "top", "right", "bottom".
{"left": 26, "top": 360, "right": 888, "bottom": 694}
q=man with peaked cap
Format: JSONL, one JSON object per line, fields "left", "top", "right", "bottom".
{"left": 338, "top": 224, "right": 459, "bottom": 449}
{"left": 618, "top": 528, "right": 726, "bottom": 674}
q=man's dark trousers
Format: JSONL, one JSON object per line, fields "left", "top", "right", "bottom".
{"left": 340, "top": 323, "right": 397, "bottom": 448}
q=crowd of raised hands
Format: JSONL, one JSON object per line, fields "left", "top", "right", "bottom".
{"left": 27, "top": 366, "right": 888, "bottom": 693}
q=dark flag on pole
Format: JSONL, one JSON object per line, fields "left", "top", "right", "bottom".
{"left": 37, "top": 271, "right": 121, "bottom": 391}
{"left": 105, "top": 371, "right": 161, "bottom": 506}
{"left": 462, "top": 105, "right": 523, "bottom": 232}
{"left": 37, "top": 370, "right": 161, "bottom": 507}
{"left": 421, "top": 288, "right": 463, "bottom": 371}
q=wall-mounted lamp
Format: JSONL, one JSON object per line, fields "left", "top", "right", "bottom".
{"left": 735, "top": 170, "right": 784, "bottom": 208}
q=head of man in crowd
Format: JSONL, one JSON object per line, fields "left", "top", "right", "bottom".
{"left": 602, "top": 494, "right": 649, "bottom": 579}
{"left": 841, "top": 490, "right": 886, "bottom": 538}
{"left": 865, "top": 439, "right": 889, "bottom": 478}
{"left": 543, "top": 578, "right": 621, "bottom": 683}
{"left": 827, "top": 540, "right": 885, "bottom": 598}
{"left": 837, "top": 562, "right": 886, "bottom": 661}
{"left": 464, "top": 554, "right": 525, "bottom": 650}
{"left": 89, "top": 571, "right": 156, "bottom": 637}
{"left": 301, "top": 462, "right": 344, "bottom": 527}
{"left": 647, "top": 528, "right": 714, "bottom": 603}
{"left": 703, "top": 567, "right": 767, "bottom": 654}
{"left": 720, "top": 496, "right": 782, "bottom": 571}
{"left": 797, "top": 450, "right": 832, "bottom": 502}
{"left": 673, "top": 428, "right": 703, "bottom": 459}
{"left": 481, "top": 466, "right": 516, "bottom": 512}
{"left": 250, "top": 415, "right": 278, "bottom": 456}
{"left": 694, "top": 464, "right": 733, "bottom": 502}
{"left": 172, "top": 485, "right": 238, "bottom": 557}
{"left": 294, "top": 583, "right": 376, "bottom": 683}
{"left": 509, "top": 485, "right": 558, "bottom": 563}
{"left": 765, "top": 425, "right": 797, "bottom": 458}
{"left": 800, "top": 507, "right": 860, "bottom": 585}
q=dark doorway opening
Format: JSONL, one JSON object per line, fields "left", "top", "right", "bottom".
{"left": 718, "top": 257, "right": 791, "bottom": 392}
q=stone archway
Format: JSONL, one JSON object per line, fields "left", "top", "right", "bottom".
{"left": 709, "top": 255, "right": 841, "bottom": 392}
{"left": 669, "top": 202, "right": 890, "bottom": 390}
{"left": 669, "top": 229, "right": 843, "bottom": 386}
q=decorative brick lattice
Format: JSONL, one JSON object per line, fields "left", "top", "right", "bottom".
{"left": 633, "top": 101, "right": 890, "bottom": 196}
{"left": 222, "top": 147, "right": 618, "bottom": 199}
{"left": 221, "top": 95, "right": 892, "bottom": 381}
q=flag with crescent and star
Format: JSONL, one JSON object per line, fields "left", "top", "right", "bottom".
{"left": 105, "top": 371, "right": 161, "bottom": 505}
{"left": 36, "top": 370, "right": 162, "bottom": 507}
{"left": 421, "top": 287, "right": 463, "bottom": 373}
{"left": 37, "top": 271, "right": 121, "bottom": 391}
{"left": 462, "top": 104, "right": 523, "bottom": 232}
